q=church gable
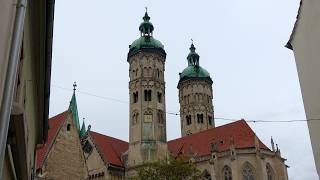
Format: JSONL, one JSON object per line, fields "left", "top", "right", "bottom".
{"left": 82, "top": 131, "right": 128, "bottom": 179}
{"left": 36, "top": 111, "right": 68, "bottom": 171}
{"left": 36, "top": 110, "right": 87, "bottom": 179}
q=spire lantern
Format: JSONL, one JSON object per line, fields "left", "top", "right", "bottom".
{"left": 139, "top": 9, "right": 154, "bottom": 37}
{"left": 187, "top": 42, "right": 200, "bottom": 66}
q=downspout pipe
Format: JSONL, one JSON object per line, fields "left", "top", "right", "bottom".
{"left": 0, "top": 0, "right": 27, "bottom": 177}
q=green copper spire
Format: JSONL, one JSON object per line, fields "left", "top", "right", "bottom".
{"left": 69, "top": 82, "right": 81, "bottom": 133}
{"left": 139, "top": 8, "right": 154, "bottom": 37}
{"left": 179, "top": 42, "right": 212, "bottom": 84}
{"left": 80, "top": 119, "right": 86, "bottom": 138}
{"left": 187, "top": 42, "right": 200, "bottom": 66}
{"left": 128, "top": 9, "right": 166, "bottom": 58}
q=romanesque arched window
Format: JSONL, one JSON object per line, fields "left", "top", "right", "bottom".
{"left": 222, "top": 165, "right": 232, "bottom": 180}
{"left": 266, "top": 163, "right": 275, "bottom": 180}
{"left": 144, "top": 90, "right": 152, "bottom": 101}
{"left": 242, "top": 162, "right": 255, "bottom": 180}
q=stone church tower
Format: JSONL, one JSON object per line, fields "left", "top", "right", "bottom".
{"left": 178, "top": 43, "right": 214, "bottom": 136}
{"left": 126, "top": 11, "right": 167, "bottom": 171}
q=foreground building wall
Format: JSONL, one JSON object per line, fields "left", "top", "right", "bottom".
{"left": 0, "top": 0, "right": 54, "bottom": 179}
{"left": 286, "top": 0, "right": 320, "bottom": 177}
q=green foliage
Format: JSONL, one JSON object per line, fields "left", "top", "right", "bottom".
{"left": 130, "top": 157, "right": 201, "bottom": 180}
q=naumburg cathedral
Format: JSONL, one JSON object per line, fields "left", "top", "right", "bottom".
{"left": 35, "top": 11, "right": 289, "bottom": 180}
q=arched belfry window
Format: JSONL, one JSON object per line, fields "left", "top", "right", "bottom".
{"left": 144, "top": 90, "right": 152, "bottom": 101}
{"left": 222, "top": 165, "right": 232, "bottom": 180}
{"left": 242, "top": 162, "right": 255, "bottom": 180}
{"left": 266, "top": 163, "right": 275, "bottom": 180}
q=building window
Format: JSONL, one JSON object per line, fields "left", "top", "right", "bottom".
{"left": 67, "top": 124, "right": 71, "bottom": 131}
{"left": 208, "top": 115, "right": 213, "bottom": 125}
{"left": 158, "top": 110, "right": 164, "bottom": 124}
{"left": 186, "top": 115, "right": 192, "bottom": 125}
{"left": 133, "top": 92, "right": 138, "bottom": 103}
{"left": 132, "top": 112, "right": 139, "bottom": 125}
{"left": 266, "top": 163, "right": 274, "bottom": 180}
{"left": 222, "top": 166, "right": 232, "bottom": 180}
{"left": 197, "top": 114, "right": 204, "bottom": 123}
{"left": 202, "top": 170, "right": 211, "bottom": 180}
{"left": 144, "top": 90, "right": 152, "bottom": 101}
{"left": 242, "top": 162, "right": 255, "bottom": 180}
{"left": 157, "top": 92, "right": 162, "bottom": 103}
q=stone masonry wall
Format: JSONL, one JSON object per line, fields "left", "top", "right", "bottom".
{"left": 43, "top": 113, "right": 87, "bottom": 179}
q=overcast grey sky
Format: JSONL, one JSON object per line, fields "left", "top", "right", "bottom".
{"left": 49, "top": 0, "right": 317, "bottom": 179}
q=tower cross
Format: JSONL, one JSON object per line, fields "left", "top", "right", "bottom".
{"left": 73, "top": 82, "right": 77, "bottom": 93}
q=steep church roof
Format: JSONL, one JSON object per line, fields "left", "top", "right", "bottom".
{"left": 37, "top": 112, "right": 269, "bottom": 169}
{"left": 89, "top": 131, "right": 128, "bottom": 167}
{"left": 168, "top": 120, "right": 269, "bottom": 157}
{"left": 36, "top": 111, "right": 68, "bottom": 170}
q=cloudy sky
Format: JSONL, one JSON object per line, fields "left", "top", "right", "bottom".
{"left": 49, "top": 0, "right": 317, "bottom": 179}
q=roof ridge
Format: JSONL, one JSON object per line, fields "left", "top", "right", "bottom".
{"left": 48, "top": 110, "right": 68, "bottom": 121}
{"left": 169, "top": 120, "right": 248, "bottom": 142}
{"left": 90, "top": 131, "right": 128, "bottom": 143}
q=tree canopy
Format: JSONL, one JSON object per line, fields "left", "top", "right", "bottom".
{"left": 130, "top": 157, "right": 201, "bottom": 180}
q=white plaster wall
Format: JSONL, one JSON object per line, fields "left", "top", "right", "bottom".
{"left": 291, "top": 0, "right": 320, "bottom": 176}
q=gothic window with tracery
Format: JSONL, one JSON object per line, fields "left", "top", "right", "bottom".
{"left": 222, "top": 166, "right": 232, "bottom": 180}
{"left": 242, "top": 162, "right": 255, "bottom": 180}
{"left": 202, "top": 170, "right": 211, "bottom": 180}
{"left": 266, "top": 163, "right": 274, "bottom": 180}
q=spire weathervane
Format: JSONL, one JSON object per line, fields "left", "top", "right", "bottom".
{"left": 191, "top": 38, "right": 193, "bottom": 44}
{"left": 145, "top": 6, "right": 148, "bottom": 13}
{"left": 73, "top": 82, "right": 77, "bottom": 93}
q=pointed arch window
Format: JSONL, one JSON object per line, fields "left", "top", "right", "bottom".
{"left": 222, "top": 165, "right": 232, "bottom": 180}
{"left": 242, "top": 162, "right": 255, "bottom": 180}
{"left": 266, "top": 163, "right": 275, "bottom": 180}
{"left": 202, "top": 170, "right": 211, "bottom": 180}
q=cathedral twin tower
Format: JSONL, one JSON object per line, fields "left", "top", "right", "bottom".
{"left": 127, "top": 11, "right": 214, "bottom": 170}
